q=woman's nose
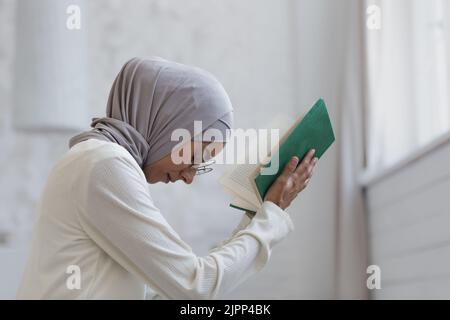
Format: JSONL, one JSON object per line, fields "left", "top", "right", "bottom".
{"left": 180, "top": 168, "right": 196, "bottom": 184}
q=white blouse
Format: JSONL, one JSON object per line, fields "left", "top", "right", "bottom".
{"left": 17, "top": 139, "right": 294, "bottom": 300}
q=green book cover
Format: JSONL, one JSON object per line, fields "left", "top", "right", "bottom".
{"left": 254, "top": 98, "right": 335, "bottom": 200}
{"left": 229, "top": 204, "right": 256, "bottom": 214}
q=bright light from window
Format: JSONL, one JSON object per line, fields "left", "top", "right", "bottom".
{"left": 365, "top": 0, "right": 450, "bottom": 170}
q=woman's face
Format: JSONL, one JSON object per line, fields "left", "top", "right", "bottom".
{"left": 143, "top": 141, "right": 224, "bottom": 184}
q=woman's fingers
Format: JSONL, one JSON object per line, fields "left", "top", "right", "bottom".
{"left": 282, "top": 156, "right": 300, "bottom": 177}
{"left": 294, "top": 149, "right": 316, "bottom": 181}
{"left": 292, "top": 150, "right": 318, "bottom": 191}
{"left": 281, "top": 149, "right": 318, "bottom": 193}
{"left": 295, "top": 149, "right": 315, "bottom": 175}
{"left": 306, "top": 157, "right": 318, "bottom": 177}
{"left": 265, "top": 150, "right": 319, "bottom": 210}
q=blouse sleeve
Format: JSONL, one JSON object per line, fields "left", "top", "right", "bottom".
{"left": 76, "top": 156, "right": 294, "bottom": 300}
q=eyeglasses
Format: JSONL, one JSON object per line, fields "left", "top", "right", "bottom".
{"left": 191, "top": 159, "right": 216, "bottom": 175}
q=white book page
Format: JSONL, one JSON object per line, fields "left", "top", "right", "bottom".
{"left": 219, "top": 112, "right": 305, "bottom": 209}
{"left": 219, "top": 163, "right": 262, "bottom": 208}
{"left": 230, "top": 197, "right": 260, "bottom": 213}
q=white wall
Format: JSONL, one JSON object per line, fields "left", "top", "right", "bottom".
{"left": 367, "top": 134, "right": 450, "bottom": 299}
{"left": 0, "top": 0, "right": 352, "bottom": 299}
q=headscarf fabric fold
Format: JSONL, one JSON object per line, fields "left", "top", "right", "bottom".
{"left": 69, "top": 57, "right": 234, "bottom": 168}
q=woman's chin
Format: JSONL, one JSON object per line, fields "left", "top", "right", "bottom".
{"left": 145, "top": 174, "right": 172, "bottom": 184}
{"left": 145, "top": 176, "right": 163, "bottom": 184}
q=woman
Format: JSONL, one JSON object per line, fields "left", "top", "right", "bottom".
{"left": 17, "top": 57, "right": 317, "bottom": 299}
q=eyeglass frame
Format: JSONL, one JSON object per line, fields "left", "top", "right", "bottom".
{"left": 191, "top": 159, "right": 216, "bottom": 175}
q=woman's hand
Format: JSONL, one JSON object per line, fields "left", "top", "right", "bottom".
{"left": 264, "top": 149, "right": 318, "bottom": 210}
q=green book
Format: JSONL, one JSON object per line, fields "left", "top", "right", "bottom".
{"left": 219, "top": 98, "right": 335, "bottom": 214}
{"left": 254, "top": 98, "right": 335, "bottom": 200}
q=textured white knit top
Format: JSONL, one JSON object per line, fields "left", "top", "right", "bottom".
{"left": 17, "top": 139, "right": 294, "bottom": 300}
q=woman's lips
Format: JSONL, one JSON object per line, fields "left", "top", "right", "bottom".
{"left": 165, "top": 174, "right": 177, "bottom": 183}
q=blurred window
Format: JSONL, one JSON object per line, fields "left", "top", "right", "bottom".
{"left": 365, "top": 0, "right": 450, "bottom": 169}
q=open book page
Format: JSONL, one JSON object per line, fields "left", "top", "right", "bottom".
{"left": 220, "top": 112, "right": 306, "bottom": 211}
{"left": 219, "top": 163, "right": 261, "bottom": 209}
{"left": 230, "top": 196, "right": 259, "bottom": 213}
